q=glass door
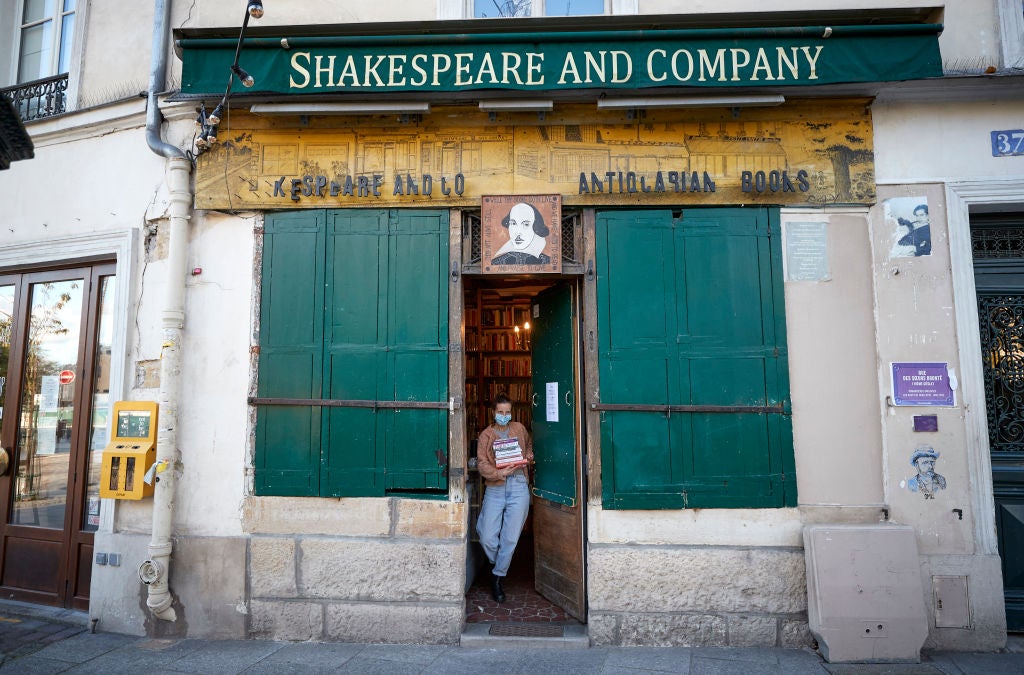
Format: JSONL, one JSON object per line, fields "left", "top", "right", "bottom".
{"left": 0, "top": 263, "right": 115, "bottom": 609}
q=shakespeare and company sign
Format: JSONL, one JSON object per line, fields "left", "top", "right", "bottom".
{"left": 179, "top": 25, "right": 942, "bottom": 95}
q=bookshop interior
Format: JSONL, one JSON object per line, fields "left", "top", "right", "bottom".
{"left": 463, "top": 276, "right": 579, "bottom": 624}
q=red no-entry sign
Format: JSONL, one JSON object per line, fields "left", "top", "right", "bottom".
{"left": 59, "top": 369, "right": 75, "bottom": 385}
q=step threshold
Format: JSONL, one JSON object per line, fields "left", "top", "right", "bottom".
{"left": 460, "top": 622, "right": 589, "bottom": 648}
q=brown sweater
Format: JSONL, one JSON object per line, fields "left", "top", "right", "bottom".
{"left": 476, "top": 421, "right": 534, "bottom": 487}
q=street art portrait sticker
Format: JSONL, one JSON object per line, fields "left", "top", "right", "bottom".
{"left": 901, "top": 446, "right": 947, "bottom": 500}
{"left": 885, "top": 195, "right": 932, "bottom": 258}
{"left": 891, "top": 362, "right": 956, "bottom": 406}
{"left": 481, "top": 195, "right": 561, "bottom": 275}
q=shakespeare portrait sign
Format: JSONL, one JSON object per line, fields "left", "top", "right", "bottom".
{"left": 482, "top": 195, "right": 561, "bottom": 274}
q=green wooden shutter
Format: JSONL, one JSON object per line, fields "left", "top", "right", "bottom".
{"left": 597, "top": 208, "right": 795, "bottom": 509}
{"left": 321, "top": 209, "right": 390, "bottom": 497}
{"left": 255, "top": 211, "right": 326, "bottom": 496}
{"left": 319, "top": 209, "right": 449, "bottom": 497}
{"left": 383, "top": 210, "right": 449, "bottom": 492}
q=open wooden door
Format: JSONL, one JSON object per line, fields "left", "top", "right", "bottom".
{"left": 530, "top": 282, "right": 585, "bottom": 621}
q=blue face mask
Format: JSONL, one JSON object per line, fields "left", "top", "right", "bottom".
{"left": 495, "top": 413, "right": 512, "bottom": 426}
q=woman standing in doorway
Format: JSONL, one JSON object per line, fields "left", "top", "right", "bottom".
{"left": 476, "top": 393, "right": 533, "bottom": 603}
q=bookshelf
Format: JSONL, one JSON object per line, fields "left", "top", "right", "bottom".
{"left": 465, "top": 289, "right": 534, "bottom": 445}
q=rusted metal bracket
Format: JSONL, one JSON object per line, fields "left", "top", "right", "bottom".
{"left": 249, "top": 397, "right": 457, "bottom": 410}
{"left": 589, "top": 402, "right": 786, "bottom": 414}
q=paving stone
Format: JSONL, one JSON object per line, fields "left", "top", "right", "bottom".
{"left": 602, "top": 646, "right": 693, "bottom": 673}
{"left": 162, "top": 639, "right": 283, "bottom": 674}
{"left": 691, "top": 656, "right": 787, "bottom": 674}
{"left": 240, "top": 642, "right": 365, "bottom": 673}
{"left": 937, "top": 651, "right": 1024, "bottom": 674}
{"left": 0, "top": 655, "right": 73, "bottom": 674}
{"left": 32, "top": 631, "right": 135, "bottom": 663}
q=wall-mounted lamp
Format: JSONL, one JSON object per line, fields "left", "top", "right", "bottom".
{"left": 249, "top": 102, "right": 431, "bottom": 115}
{"left": 514, "top": 321, "right": 531, "bottom": 350}
{"left": 479, "top": 99, "right": 553, "bottom": 122}
{"left": 191, "top": 1, "right": 265, "bottom": 157}
{"left": 597, "top": 94, "right": 786, "bottom": 110}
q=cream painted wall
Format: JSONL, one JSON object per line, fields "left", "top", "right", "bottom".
{"left": 874, "top": 100, "right": 1024, "bottom": 183}
{"left": 782, "top": 210, "right": 885, "bottom": 509}
{"left": 870, "top": 183, "right": 976, "bottom": 556}
{"left": 189, "top": 1, "right": 435, "bottom": 29}
{"left": 0, "top": 114, "right": 163, "bottom": 244}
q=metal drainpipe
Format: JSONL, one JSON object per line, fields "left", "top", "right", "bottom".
{"left": 140, "top": 0, "right": 192, "bottom": 622}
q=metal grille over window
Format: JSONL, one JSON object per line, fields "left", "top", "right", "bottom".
{"left": 972, "top": 227, "right": 1024, "bottom": 259}
{"left": 978, "top": 294, "right": 1024, "bottom": 454}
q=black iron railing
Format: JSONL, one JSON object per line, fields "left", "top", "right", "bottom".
{"left": 0, "top": 73, "right": 68, "bottom": 122}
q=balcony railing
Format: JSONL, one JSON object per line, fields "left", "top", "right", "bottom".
{"left": 0, "top": 73, "right": 69, "bottom": 122}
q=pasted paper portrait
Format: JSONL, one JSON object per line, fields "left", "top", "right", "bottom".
{"left": 885, "top": 195, "right": 931, "bottom": 258}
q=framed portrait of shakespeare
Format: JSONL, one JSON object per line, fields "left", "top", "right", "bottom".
{"left": 482, "top": 195, "right": 561, "bottom": 274}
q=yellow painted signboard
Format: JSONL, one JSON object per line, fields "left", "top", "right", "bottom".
{"left": 194, "top": 100, "right": 875, "bottom": 210}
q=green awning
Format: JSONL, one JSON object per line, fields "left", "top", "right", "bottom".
{"left": 179, "top": 24, "right": 942, "bottom": 97}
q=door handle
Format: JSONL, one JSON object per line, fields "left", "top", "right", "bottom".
{"left": 531, "top": 393, "right": 538, "bottom": 407}
{"left": 564, "top": 390, "right": 572, "bottom": 407}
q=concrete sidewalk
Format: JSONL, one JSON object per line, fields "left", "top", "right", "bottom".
{"left": 1, "top": 601, "right": 1022, "bottom": 674}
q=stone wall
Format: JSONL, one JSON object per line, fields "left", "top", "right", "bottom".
{"left": 587, "top": 544, "right": 813, "bottom": 648}
{"left": 244, "top": 497, "right": 467, "bottom": 643}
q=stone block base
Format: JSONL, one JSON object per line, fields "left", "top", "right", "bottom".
{"left": 589, "top": 612, "right": 812, "bottom": 647}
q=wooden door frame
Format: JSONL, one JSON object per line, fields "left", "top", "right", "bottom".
{"left": 945, "top": 178, "right": 1024, "bottom": 557}
{"left": 0, "top": 263, "right": 114, "bottom": 608}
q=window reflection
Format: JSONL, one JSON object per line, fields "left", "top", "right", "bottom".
{"left": 83, "top": 276, "right": 114, "bottom": 531}
{"left": 13, "top": 279, "right": 82, "bottom": 530}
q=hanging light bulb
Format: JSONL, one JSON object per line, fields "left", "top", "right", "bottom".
{"left": 207, "top": 104, "right": 224, "bottom": 126}
{"left": 231, "top": 65, "right": 255, "bottom": 87}
{"left": 247, "top": 1, "right": 264, "bottom": 19}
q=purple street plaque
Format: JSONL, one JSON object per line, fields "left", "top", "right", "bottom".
{"left": 892, "top": 363, "right": 955, "bottom": 406}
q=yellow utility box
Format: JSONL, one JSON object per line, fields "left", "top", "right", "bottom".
{"left": 99, "top": 401, "right": 159, "bottom": 500}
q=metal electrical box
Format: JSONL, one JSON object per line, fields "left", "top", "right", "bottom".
{"left": 99, "top": 401, "right": 159, "bottom": 500}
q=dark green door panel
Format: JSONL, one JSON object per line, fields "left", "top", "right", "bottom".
{"left": 383, "top": 210, "right": 449, "bottom": 492}
{"left": 257, "top": 208, "right": 449, "bottom": 498}
{"left": 531, "top": 283, "right": 577, "bottom": 507}
{"left": 597, "top": 208, "right": 794, "bottom": 510}
{"left": 255, "top": 211, "right": 326, "bottom": 496}
{"left": 322, "top": 210, "right": 390, "bottom": 497}
{"left": 974, "top": 243, "right": 1024, "bottom": 630}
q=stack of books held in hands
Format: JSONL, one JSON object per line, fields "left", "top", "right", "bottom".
{"left": 493, "top": 437, "right": 528, "bottom": 469}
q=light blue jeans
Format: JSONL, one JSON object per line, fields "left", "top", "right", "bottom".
{"left": 476, "top": 473, "right": 531, "bottom": 577}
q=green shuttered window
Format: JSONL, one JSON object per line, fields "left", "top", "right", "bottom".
{"left": 255, "top": 209, "right": 449, "bottom": 497}
{"left": 597, "top": 208, "right": 795, "bottom": 509}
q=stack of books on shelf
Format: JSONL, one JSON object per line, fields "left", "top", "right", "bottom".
{"left": 493, "top": 437, "right": 528, "bottom": 469}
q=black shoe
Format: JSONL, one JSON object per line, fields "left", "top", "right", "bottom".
{"left": 491, "top": 573, "right": 506, "bottom": 603}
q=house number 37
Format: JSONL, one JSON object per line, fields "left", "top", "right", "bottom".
{"left": 991, "top": 129, "right": 1024, "bottom": 157}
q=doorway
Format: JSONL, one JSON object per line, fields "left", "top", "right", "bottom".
{"left": 971, "top": 212, "right": 1024, "bottom": 632}
{"left": 463, "top": 277, "right": 586, "bottom": 625}
{"left": 0, "top": 263, "right": 116, "bottom": 609}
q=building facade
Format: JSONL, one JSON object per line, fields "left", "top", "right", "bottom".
{"left": 0, "top": 0, "right": 1022, "bottom": 655}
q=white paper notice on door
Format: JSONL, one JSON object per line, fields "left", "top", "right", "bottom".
{"left": 546, "top": 382, "right": 559, "bottom": 423}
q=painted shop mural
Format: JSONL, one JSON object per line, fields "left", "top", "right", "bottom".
{"left": 193, "top": 101, "right": 876, "bottom": 210}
